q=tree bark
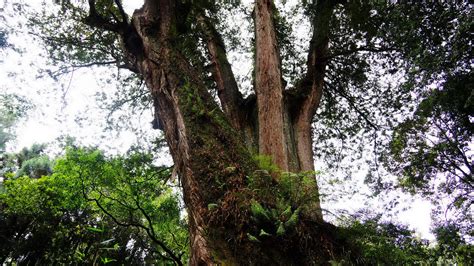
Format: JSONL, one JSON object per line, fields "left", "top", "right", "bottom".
{"left": 85, "top": 0, "right": 347, "bottom": 264}
{"left": 254, "top": 0, "right": 289, "bottom": 171}
{"left": 290, "top": 0, "right": 335, "bottom": 221}
{"left": 197, "top": 14, "right": 244, "bottom": 132}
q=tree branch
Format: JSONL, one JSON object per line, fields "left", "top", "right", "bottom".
{"left": 134, "top": 196, "right": 184, "bottom": 266}
{"left": 288, "top": 0, "right": 335, "bottom": 186}
{"left": 114, "top": 0, "right": 128, "bottom": 24}
{"left": 291, "top": 0, "right": 335, "bottom": 123}
{"left": 197, "top": 13, "right": 244, "bottom": 130}
{"left": 254, "top": 0, "right": 288, "bottom": 169}
{"left": 84, "top": 0, "right": 125, "bottom": 33}
{"left": 436, "top": 117, "right": 473, "bottom": 175}
{"left": 78, "top": 168, "right": 182, "bottom": 265}
{"left": 325, "top": 81, "right": 379, "bottom": 130}
{"left": 327, "top": 46, "right": 398, "bottom": 59}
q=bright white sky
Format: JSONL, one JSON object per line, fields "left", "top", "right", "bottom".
{"left": 0, "top": 0, "right": 434, "bottom": 241}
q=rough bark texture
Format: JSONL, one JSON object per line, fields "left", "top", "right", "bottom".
{"left": 85, "top": 0, "right": 349, "bottom": 264}
{"left": 289, "top": 0, "right": 334, "bottom": 222}
{"left": 131, "top": 2, "right": 215, "bottom": 263}
{"left": 254, "top": 0, "right": 289, "bottom": 171}
{"left": 198, "top": 14, "right": 244, "bottom": 132}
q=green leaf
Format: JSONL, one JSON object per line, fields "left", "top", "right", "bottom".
{"left": 276, "top": 222, "right": 286, "bottom": 236}
{"left": 247, "top": 233, "right": 260, "bottom": 243}
{"left": 86, "top": 226, "right": 104, "bottom": 233}
{"left": 259, "top": 229, "right": 272, "bottom": 237}
{"left": 250, "top": 200, "right": 271, "bottom": 222}
{"left": 284, "top": 208, "right": 300, "bottom": 229}
{"left": 207, "top": 203, "right": 218, "bottom": 210}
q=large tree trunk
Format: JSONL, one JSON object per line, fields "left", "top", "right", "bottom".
{"left": 87, "top": 0, "right": 348, "bottom": 264}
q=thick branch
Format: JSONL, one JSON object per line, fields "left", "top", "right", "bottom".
{"left": 114, "top": 0, "right": 128, "bottom": 24}
{"left": 84, "top": 0, "right": 125, "bottom": 33}
{"left": 254, "top": 0, "right": 288, "bottom": 169}
{"left": 84, "top": 1, "right": 144, "bottom": 73}
{"left": 292, "top": 0, "right": 334, "bottom": 123}
{"left": 197, "top": 14, "right": 244, "bottom": 130}
{"left": 289, "top": 0, "right": 334, "bottom": 175}
{"left": 286, "top": 1, "right": 336, "bottom": 221}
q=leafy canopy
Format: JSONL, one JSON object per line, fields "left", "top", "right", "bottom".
{"left": 0, "top": 146, "right": 188, "bottom": 264}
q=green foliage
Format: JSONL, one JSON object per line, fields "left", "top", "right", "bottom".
{"left": 385, "top": 73, "right": 473, "bottom": 235}
{"left": 0, "top": 94, "right": 32, "bottom": 153}
{"left": 252, "top": 154, "right": 279, "bottom": 174}
{"left": 15, "top": 155, "right": 52, "bottom": 179}
{"left": 0, "top": 146, "right": 188, "bottom": 264}
{"left": 20, "top": 0, "right": 473, "bottom": 263}
{"left": 0, "top": 173, "right": 102, "bottom": 264}
{"left": 432, "top": 223, "right": 474, "bottom": 265}
{"left": 55, "top": 147, "right": 189, "bottom": 262}
{"left": 1, "top": 144, "right": 53, "bottom": 180}
{"left": 312, "top": 1, "right": 473, "bottom": 241}
{"left": 337, "top": 215, "right": 474, "bottom": 265}
{"left": 15, "top": 143, "right": 48, "bottom": 165}
{"left": 1, "top": 176, "right": 51, "bottom": 216}
{"left": 279, "top": 171, "right": 320, "bottom": 209}
{"left": 246, "top": 156, "right": 319, "bottom": 242}
{"left": 250, "top": 200, "right": 271, "bottom": 223}
{"left": 343, "top": 219, "right": 430, "bottom": 264}
{"left": 29, "top": 1, "right": 121, "bottom": 77}
{"left": 247, "top": 233, "right": 260, "bottom": 243}
{"left": 310, "top": 2, "right": 472, "bottom": 199}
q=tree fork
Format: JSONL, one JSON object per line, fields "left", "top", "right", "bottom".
{"left": 85, "top": 0, "right": 350, "bottom": 264}
{"left": 289, "top": 0, "right": 336, "bottom": 221}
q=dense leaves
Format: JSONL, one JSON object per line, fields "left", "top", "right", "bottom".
{"left": 373, "top": 3, "right": 473, "bottom": 234}
{"left": 303, "top": 1, "right": 473, "bottom": 238}
{"left": 0, "top": 146, "right": 188, "bottom": 264}
{"left": 340, "top": 214, "right": 473, "bottom": 265}
{"left": 386, "top": 73, "right": 473, "bottom": 237}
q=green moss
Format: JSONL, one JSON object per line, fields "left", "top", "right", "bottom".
{"left": 252, "top": 154, "right": 279, "bottom": 174}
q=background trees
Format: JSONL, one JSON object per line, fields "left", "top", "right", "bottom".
{"left": 0, "top": 146, "right": 188, "bottom": 264}
{"left": 1, "top": 144, "right": 472, "bottom": 264}
{"left": 0, "top": 94, "right": 31, "bottom": 154}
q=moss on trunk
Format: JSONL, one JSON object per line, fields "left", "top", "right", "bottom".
{"left": 127, "top": 0, "right": 353, "bottom": 264}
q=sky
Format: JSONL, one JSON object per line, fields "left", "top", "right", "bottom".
{"left": 0, "top": 0, "right": 435, "bottom": 240}
{"left": 1, "top": 0, "right": 150, "bottom": 154}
